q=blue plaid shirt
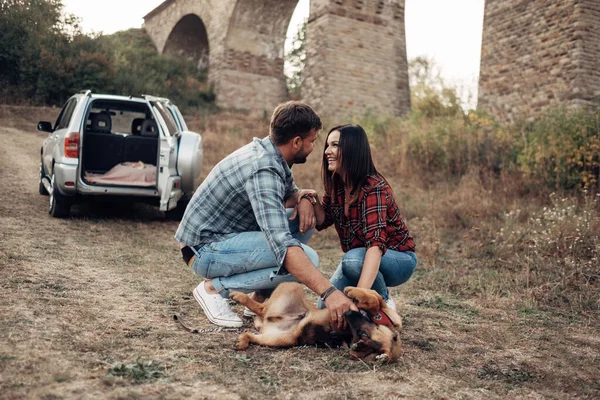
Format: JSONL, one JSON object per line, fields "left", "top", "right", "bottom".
{"left": 175, "top": 136, "right": 300, "bottom": 267}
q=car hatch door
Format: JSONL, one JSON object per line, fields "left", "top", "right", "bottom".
{"left": 145, "top": 96, "right": 183, "bottom": 211}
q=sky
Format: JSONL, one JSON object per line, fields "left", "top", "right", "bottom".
{"left": 62, "top": 0, "right": 485, "bottom": 107}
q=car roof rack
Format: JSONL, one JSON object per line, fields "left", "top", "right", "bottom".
{"left": 78, "top": 89, "right": 92, "bottom": 97}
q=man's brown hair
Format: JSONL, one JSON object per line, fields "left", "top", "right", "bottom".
{"left": 270, "top": 101, "right": 322, "bottom": 145}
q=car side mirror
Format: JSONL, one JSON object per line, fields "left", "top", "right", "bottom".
{"left": 37, "top": 121, "right": 53, "bottom": 133}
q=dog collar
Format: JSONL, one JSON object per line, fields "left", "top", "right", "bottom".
{"left": 366, "top": 309, "right": 394, "bottom": 327}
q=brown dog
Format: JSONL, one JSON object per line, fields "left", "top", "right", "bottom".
{"left": 229, "top": 282, "right": 403, "bottom": 362}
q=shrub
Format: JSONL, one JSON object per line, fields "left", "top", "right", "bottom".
{"left": 97, "top": 29, "right": 215, "bottom": 113}
{"left": 518, "top": 108, "right": 600, "bottom": 191}
{"left": 357, "top": 104, "right": 599, "bottom": 195}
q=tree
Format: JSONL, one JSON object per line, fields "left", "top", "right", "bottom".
{"left": 408, "top": 56, "right": 464, "bottom": 118}
{"left": 284, "top": 19, "right": 307, "bottom": 99}
{"left": 0, "top": 0, "right": 83, "bottom": 103}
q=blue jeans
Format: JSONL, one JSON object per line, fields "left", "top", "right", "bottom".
{"left": 318, "top": 248, "right": 417, "bottom": 308}
{"left": 189, "top": 209, "right": 318, "bottom": 298}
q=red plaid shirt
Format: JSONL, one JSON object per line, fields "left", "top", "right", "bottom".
{"left": 317, "top": 174, "right": 415, "bottom": 254}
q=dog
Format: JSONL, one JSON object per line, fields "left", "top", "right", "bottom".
{"left": 229, "top": 282, "right": 403, "bottom": 362}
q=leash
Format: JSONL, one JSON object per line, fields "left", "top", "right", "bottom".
{"left": 173, "top": 314, "right": 242, "bottom": 334}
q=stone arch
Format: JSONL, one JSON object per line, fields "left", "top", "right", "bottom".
{"left": 215, "top": 0, "right": 300, "bottom": 113}
{"left": 163, "top": 14, "right": 210, "bottom": 71}
{"left": 144, "top": 0, "right": 410, "bottom": 118}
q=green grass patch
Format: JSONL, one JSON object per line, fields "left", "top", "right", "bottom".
{"left": 477, "top": 362, "right": 535, "bottom": 384}
{"left": 108, "top": 359, "right": 164, "bottom": 383}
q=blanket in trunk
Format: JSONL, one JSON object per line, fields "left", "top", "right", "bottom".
{"left": 85, "top": 161, "right": 156, "bottom": 186}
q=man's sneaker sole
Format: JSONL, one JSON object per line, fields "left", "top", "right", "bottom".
{"left": 193, "top": 285, "right": 243, "bottom": 328}
{"left": 243, "top": 307, "right": 256, "bottom": 317}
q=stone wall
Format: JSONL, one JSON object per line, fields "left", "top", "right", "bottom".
{"left": 478, "top": 0, "right": 600, "bottom": 122}
{"left": 578, "top": 0, "right": 600, "bottom": 107}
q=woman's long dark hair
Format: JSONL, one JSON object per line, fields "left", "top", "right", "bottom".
{"left": 321, "top": 124, "right": 379, "bottom": 202}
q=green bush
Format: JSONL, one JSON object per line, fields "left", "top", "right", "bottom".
{"left": 358, "top": 105, "right": 599, "bottom": 194}
{"left": 518, "top": 108, "right": 600, "bottom": 190}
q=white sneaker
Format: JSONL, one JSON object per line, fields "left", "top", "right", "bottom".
{"left": 385, "top": 297, "right": 397, "bottom": 313}
{"left": 193, "top": 282, "right": 243, "bottom": 328}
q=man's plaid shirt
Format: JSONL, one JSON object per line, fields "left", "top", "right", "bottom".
{"left": 175, "top": 136, "right": 300, "bottom": 267}
{"left": 316, "top": 174, "right": 415, "bottom": 254}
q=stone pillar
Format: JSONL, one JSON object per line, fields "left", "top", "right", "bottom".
{"left": 302, "top": 0, "right": 410, "bottom": 120}
{"left": 478, "top": 0, "right": 600, "bottom": 123}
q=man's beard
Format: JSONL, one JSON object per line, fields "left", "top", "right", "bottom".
{"left": 293, "top": 153, "right": 308, "bottom": 164}
{"left": 292, "top": 147, "right": 309, "bottom": 164}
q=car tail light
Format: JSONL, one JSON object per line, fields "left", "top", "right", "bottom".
{"left": 64, "top": 132, "right": 80, "bottom": 158}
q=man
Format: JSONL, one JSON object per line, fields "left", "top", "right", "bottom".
{"left": 175, "top": 101, "right": 357, "bottom": 329}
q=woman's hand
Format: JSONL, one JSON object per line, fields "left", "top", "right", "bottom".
{"left": 292, "top": 198, "right": 316, "bottom": 233}
{"left": 289, "top": 189, "right": 318, "bottom": 233}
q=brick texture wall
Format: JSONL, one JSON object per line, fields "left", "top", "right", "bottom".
{"left": 303, "top": 0, "right": 410, "bottom": 119}
{"left": 478, "top": 0, "right": 600, "bottom": 122}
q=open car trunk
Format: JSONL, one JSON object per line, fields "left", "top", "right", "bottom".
{"left": 80, "top": 100, "right": 160, "bottom": 188}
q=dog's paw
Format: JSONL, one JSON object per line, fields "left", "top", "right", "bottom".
{"left": 235, "top": 333, "right": 251, "bottom": 350}
{"left": 344, "top": 287, "right": 379, "bottom": 309}
{"left": 229, "top": 291, "right": 248, "bottom": 305}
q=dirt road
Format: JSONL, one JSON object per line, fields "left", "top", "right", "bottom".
{"left": 1, "top": 118, "right": 598, "bottom": 399}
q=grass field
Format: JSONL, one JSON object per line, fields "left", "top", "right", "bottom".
{"left": 0, "top": 105, "right": 598, "bottom": 399}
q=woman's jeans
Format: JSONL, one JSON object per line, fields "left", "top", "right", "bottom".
{"left": 319, "top": 248, "right": 417, "bottom": 308}
{"left": 188, "top": 209, "right": 318, "bottom": 298}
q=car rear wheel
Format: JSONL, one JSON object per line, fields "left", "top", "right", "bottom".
{"left": 49, "top": 171, "right": 71, "bottom": 218}
{"left": 164, "top": 202, "right": 187, "bottom": 221}
{"left": 39, "top": 160, "right": 49, "bottom": 195}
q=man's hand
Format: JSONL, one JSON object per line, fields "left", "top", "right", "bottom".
{"left": 324, "top": 290, "right": 358, "bottom": 331}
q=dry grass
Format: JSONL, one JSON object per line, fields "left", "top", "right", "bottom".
{"left": 0, "top": 106, "right": 599, "bottom": 399}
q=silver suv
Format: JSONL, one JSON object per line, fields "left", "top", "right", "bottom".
{"left": 38, "top": 90, "right": 203, "bottom": 218}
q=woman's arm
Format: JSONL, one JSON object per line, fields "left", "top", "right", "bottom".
{"left": 315, "top": 192, "right": 335, "bottom": 230}
{"left": 313, "top": 193, "right": 326, "bottom": 226}
{"left": 357, "top": 246, "right": 383, "bottom": 289}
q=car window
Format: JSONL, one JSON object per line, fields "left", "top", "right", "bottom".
{"left": 170, "top": 105, "right": 188, "bottom": 132}
{"left": 150, "top": 100, "right": 179, "bottom": 137}
{"left": 86, "top": 106, "right": 146, "bottom": 135}
{"left": 53, "top": 101, "right": 69, "bottom": 130}
{"left": 55, "top": 99, "right": 77, "bottom": 130}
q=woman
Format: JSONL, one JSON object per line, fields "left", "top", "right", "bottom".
{"left": 310, "top": 125, "right": 416, "bottom": 311}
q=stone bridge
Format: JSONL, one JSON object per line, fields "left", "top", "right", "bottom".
{"left": 144, "top": 0, "right": 600, "bottom": 122}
